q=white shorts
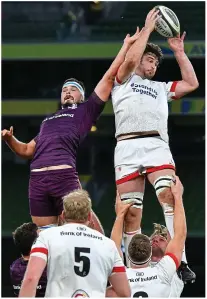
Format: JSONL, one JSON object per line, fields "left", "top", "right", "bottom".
{"left": 114, "top": 137, "right": 175, "bottom": 184}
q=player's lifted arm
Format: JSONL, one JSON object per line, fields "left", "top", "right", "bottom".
{"left": 110, "top": 191, "right": 132, "bottom": 258}
{"left": 168, "top": 32, "right": 199, "bottom": 99}
{"left": 94, "top": 27, "right": 140, "bottom": 101}
{"left": 165, "top": 176, "right": 187, "bottom": 266}
{"left": 2, "top": 126, "right": 36, "bottom": 159}
{"left": 115, "top": 9, "right": 160, "bottom": 84}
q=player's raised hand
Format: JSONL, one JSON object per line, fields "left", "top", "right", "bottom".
{"left": 1, "top": 126, "right": 13, "bottom": 141}
{"left": 115, "top": 190, "right": 133, "bottom": 217}
{"left": 171, "top": 175, "right": 184, "bottom": 198}
{"left": 168, "top": 32, "right": 186, "bottom": 53}
{"left": 145, "top": 8, "right": 161, "bottom": 33}
{"left": 124, "top": 27, "right": 140, "bottom": 46}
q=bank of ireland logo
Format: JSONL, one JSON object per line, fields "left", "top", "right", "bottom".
{"left": 72, "top": 289, "right": 89, "bottom": 297}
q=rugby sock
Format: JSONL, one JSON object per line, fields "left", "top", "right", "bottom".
{"left": 163, "top": 210, "right": 188, "bottom": 264}
{"left": 123, "top": 228, "right": 141, "bottom": 267}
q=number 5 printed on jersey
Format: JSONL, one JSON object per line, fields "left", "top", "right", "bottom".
{"left": 74, "top": 247, "right": 90, "bottom": 277}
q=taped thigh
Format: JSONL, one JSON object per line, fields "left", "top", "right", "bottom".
{"left": 153, "top": 175, "right": 175, "bottom": 197}
{"left": 120, "top": 192, "right": 144, "bottom": 209}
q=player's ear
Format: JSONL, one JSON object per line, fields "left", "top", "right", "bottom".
{"left": 87, "top": 211, "right": 92, "bottom": 223}
{"left": 60, "top": 210, "right": 65, "bottom": 222}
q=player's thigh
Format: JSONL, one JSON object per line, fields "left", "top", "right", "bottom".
{"left": 147, "top": 169, "right": 175, "bottom": 205}
{"left": 117, "top": 176, "right": 145, "bottom": 194}
{"left": 117, "top": 176, "right": 145, "bottom": 219}
{"left": 49, "top": 168, "right": 80, "bottom": 198}
{"left": 29, "top": 173, "right": 58, "bottom": 225}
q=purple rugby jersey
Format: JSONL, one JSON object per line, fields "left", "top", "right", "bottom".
{"left": 10, "top": 257, "right": 47, "bottom": 297}
{"left": 30, "top": 92, "right": 105, "bottom": 170}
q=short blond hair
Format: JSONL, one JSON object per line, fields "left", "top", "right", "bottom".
{"left": 63, "top": 189, "right": 92, "bottom": 222}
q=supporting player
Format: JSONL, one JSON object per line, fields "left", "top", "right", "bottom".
{"left": 111, "top": 8, "right": 198, "bottom": 282}
{"left": 2, "top": 28, "right": 140, "bottom": 232}
{"left": 19, "top": 189, "right": 131, "bottom": 297}
{"left": 150, "top": 223, "right": 184, "bottom": 296}
{"left": 107, "top": 176, "right": 187, "bottom": 297}
{"left": 10, "top": 222, "right": 47, "bottom": 297}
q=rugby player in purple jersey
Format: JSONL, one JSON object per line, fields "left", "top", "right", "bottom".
{"left": 2, "top": 28, "right": 140, "bottom": 231}
{"left": 10, "top": 222, "right": 47, "bottom": 297}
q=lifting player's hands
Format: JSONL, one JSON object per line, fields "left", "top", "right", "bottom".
{"left": 168, "top": 32, "right": 186, "bottom": 53}
{"left": 171, "top": 175, "right": 184, "bottom": 199}
{"left": 124, "top": 27, "right": 140, "bottom": 46}
{"left": 1, "top": 126, "right": 13, "bottom": 141}
{"left": 115, "top": 190, "right": 133, "bottom": 218}
{"left": 144, "top": 8, "right": 161, "bottom": 33}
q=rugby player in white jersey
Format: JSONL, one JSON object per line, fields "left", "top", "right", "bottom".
{"left": 106, "top": 176, "right": 186, "bottom": 297}
{"left": 111, "top": 8, "right": 198, "bottom": 283}
{"left": 150, "top": 223, "right": 184, "bottom": 297}
{"left": 19, "top": 190, "right": 131, "bottom": 297}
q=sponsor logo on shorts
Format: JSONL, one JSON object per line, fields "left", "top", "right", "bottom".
{"left": 72, "top": 289, "right": 89, "bottom": 297}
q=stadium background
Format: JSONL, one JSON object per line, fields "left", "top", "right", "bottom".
{"left": 1, "top": 1, "right": 205, "bottom": 297}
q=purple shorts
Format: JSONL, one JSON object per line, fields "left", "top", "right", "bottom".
{"left": 29, "top": 168, "right": 80, "bottom": 217}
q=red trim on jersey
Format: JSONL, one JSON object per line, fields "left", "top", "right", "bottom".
{"left": 165, "top": 252, "right": 180, "bottom": 269}
{"left": 116, "top": 171, "right": 139, "bottom": 185}
{"left": 116, "top": 75, "right": 122, "bottom": 84}
{"left": 112, "top": 266, "right": 126, "bottom": 273}
{"left": 30, "top": 247, "right": 48, "bottom": 255}
{"left": 170, "top": 81, "right": 179, "bottom": 100}
{"left": 145, "top": 164, "right": 175, "bottom": 174}
{"left": 116, "top": 165, "right": 175, "bottom": 185}
{"left": 170, "top": 81, "right": 178, "bottom": 92}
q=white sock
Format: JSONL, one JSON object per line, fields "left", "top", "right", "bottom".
{"left": 163, "top": 207, "right": 187, "bottom": 264}
{"left": 123, "top": 228, "right": 141, "bottom": 267}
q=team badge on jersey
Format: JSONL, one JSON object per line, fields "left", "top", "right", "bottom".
{"left": 72, "top": 289, "right": 89, "bottom": 297}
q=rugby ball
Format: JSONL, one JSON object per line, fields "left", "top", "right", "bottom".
{"left": 154, "top": 6, "right": 180, "bottom": 38}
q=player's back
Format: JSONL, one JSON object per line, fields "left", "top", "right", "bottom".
{"left": 31, "top": 223, "right": 120, "bottom": 297}
{"left": 126, "top": 255, "right": 176, "bottom": 297}
{"left": 10, "top": 257, "right": 47, "bottom": 297}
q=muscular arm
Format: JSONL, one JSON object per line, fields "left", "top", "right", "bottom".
{"left": 19, "top": 256, "right": 46, "bottom": 297}
{"left": 116, "top": 27, "right": 151, "bottom": 83}
{"left": 6, "top": 137, "right": 36, "bottom": 159}
{"left": 110, "top": 215, "right": 124, "bottom": 259}
{"left": 174, "top": 51, "right": 199, "bottom": 98}
{"left": 165, "top": 178, "right": 187, "bottom": 267}
{"left": 95, "top": 28, "right": 140, "bottom": 102}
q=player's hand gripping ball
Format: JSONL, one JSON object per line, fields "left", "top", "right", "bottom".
{"left": 154, "top": 6, "right": 180, "bottom": 38}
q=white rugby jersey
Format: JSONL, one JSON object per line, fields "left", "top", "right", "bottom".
{"left": 127, "top": 254, "right": 178, "bottom": 297}
{"left": 150, "top": 261, "right": 184, "bottom": 297}
{"left": 111, "top": 74, "right": 178, "bottom": 143}
{"left": 30, "top": 223, "right": 125, "bottom": 297}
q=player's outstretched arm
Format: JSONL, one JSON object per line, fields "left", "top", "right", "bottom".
{"left": 168, "top": 32, "right": 199, "bottom": 99}
{"left": 19, "top": 256, "right": 46, "bottom": 297}
{"left": 2, "top": 126, "right": 36, "bottom": 159}
{"left": 111, "top": 191, "right": 132, "bottom": 258}
{"left": 115, "top": 8, "right": 160, "bottom": 84}
{"left": 94, "top": 27, "right": 140, "bottom": 102}
{"left": 165, "top": 176, "right": 187, "bottom": 267}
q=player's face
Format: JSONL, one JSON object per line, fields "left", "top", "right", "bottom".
{"left": 151, "top": 235, "right": 168, "bottom": 257}
{"left": 139, "top": 53, "right": 159, "bottom": 79}
{"left": 61, "top": 85, "right": 83, "bottom": 106}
